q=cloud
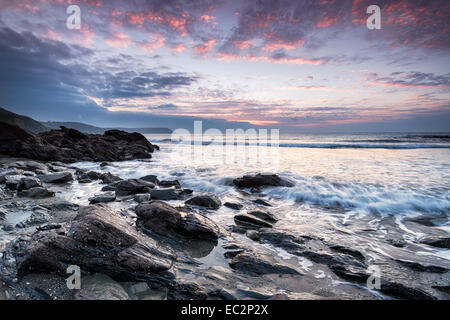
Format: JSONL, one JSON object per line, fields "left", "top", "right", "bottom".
{"left": 366, "top": 71, "right": 450, "bottom": 88}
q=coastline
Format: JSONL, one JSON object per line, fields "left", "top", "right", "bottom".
{"left": 0, "top": 126, "right": 449, "bottom": 300}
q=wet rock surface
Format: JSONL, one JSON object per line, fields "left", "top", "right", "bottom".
{"left": 233, "top": 173, "right": 294, "bottom": 188}
{"left": 185, "top": 193, "right": 222, "bottom": 210}
{"left": 1, "top": 204, "right": 176, "bottom": 285}
{"left": 135, "top": 201, "right": 220, "bottom": 241}
{"left": 115, "top": 179, "right": 155, "bottom": 196}
{"left": 0, "top": 157, "right": 448, "bottom": 301}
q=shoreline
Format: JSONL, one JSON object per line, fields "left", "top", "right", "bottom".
{"left": 0, "top": 154, "right": 449, "bottom": 300}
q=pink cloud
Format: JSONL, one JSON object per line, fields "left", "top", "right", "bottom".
{"left": 139, "top": 33, "right": 165, "bottom": 53}
{"left": 105, "top": 32, "right": 133, "bottom": 48}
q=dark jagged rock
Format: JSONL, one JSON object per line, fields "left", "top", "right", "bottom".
{"left": 17, "top": 177, "right": 42, "bottom": 191}
{"left": 247, "top": 210, "right": 278, "bottom": 223}
{"left": 148, "top": 188, "right": 180, "bottom": 200}
{"left": 0, "top": 122, "right": 158, "bottom": 163}
{"left": 88, "top": 192, "right": 116, "bottom": 204}
{"left": 379, "top": 281, "right": 436, "bottom": 300}
{"left": 135, "top": 201, "right": 220, "bottom": 241}
{"left": 233, "top": 173, "right": 294, "bottom": 189}
{"left": 228, "top": 249, "right": 302, "bottom": 276}
{"left": 1, "top": 204, "right": 175, "bottom": 284}
{"left": 76, "top": 171, "right": 101, "bottom": 183}
{"left": 18, "top": 187, "right": 55, "bottom": 198}
{"left": 115, "top": 179, "right": 155, "bottom": 196}
{"left": 4, "top": 175, "right": 23, "bottom": 190}
{"left": 395, "top": 259, "right": 448, "bottom": 273}
{"left": 224, "top": 202, "right": 243, "bottom": 210}
{"left": 159, "top": 180, "right": 181, "bottom": 188}
{"left": 420, "top": 237, "right": 450, "bottom": 249}
{"left": 234, "top": 214, "right": 273, "bottom": 229}
{"left": 140, "top": 175, "right": 159, "bottom": 184}
{"left": 185, "top": 193, "right": 221, "bottom": 210}
{"left": 8, "top": 161, "right": 47, "bottom": 172}
{"left": 99, "top": 172, "right": 122, "bottom": 185}
{"left": 252, "top": 199, "right": 272, "bottom": 207}
{"left": 41, "top": 172, "right": 73, "bottom": 184}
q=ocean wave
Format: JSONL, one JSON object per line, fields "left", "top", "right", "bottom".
{"left": 264, "top": 179, "right": 450, "bottom": 216}
{"left": 151, "top": 138, "right": 450, "bottom": 149}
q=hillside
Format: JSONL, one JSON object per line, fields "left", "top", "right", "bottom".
{"left": 0, "top": 107, "right": 49, "bottom": 133}
{"left": 0, "top": 107, "right": 172, "bottom": 134}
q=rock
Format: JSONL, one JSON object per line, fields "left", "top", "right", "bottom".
{"left": 41, "top": 172, "right": 73, "bottom": 183}
{"left": 0, "top": 122, "right": 158, "bottom": 163}
{"left": 75, "top": 274, "right": 129, "bottom": 300}
{"left": 17, "top": 177, "right": 42, "bottom": 191}
{"left": 36, "top": 224, "right": 62, "bottom": 232}
{"left": 159, "top": 180, "right": 181, "bottom": 188}
{"left": 8, "top": 161, "right": 47, "bottom": 172}
{"left": 148, "top": 188, "right": 179, "bottom": 200}
{"left": 185, "top": 194, "right": 221, "bottom": 210}
{"left": 420, "top": 237, "right": 450, "bottom": 249}
{"left": 4, "top": 175, "right": 23, "bottom": 190}
{"left": 247, "top": 210, "right": 278, "bottom": 223}
{"left": 233, "top": 173, "right": 294, "bottom": 188}
{"left": 228, "top": 249, "right": 302, "bottom": 276}
{"left": 252, "top": 199, "right": 272, "bottom": 207}
{"left": 224, "top": 202, "right": 243, "bottom": 210}
{"left": 134, "top": 194, "right": 151, "bottom": 203}
{"left": 140, "top": 175, "right": 159, "bottom": 184}
{"left": 102, "top": 181, "right": 121, "bottom": 191}
{"left": 379, "top": 281, "right": 436, "bottom": 300}
{"left": 8, "top": 204, "right": 175, "bottom": 284}
{"left": 100, "top": 162, "right": 109, "bottom": 167}
{"left": 135, "top": 201, "right": 220, "bottom": 241}
{"left": 246, "top": 230, "right": 260, "bottom": 241}
{"left": 18, "top": 187, "right": 55, "bottom": 198}
{"left": 395, "top": 259, "right": 448, "bottom": 273}
{"left": 127, "top": 282, "right": 150, "bottom": 295}
{"left": 115, "top": 179, "right": 155, "bottom": 196}
{"left": 99, "top": 172, "right": 122, "bottom": 184}
{"left": 89, "top": 192, "right": 116, "bottom": 204}
{"left": 77, "top": 171, "right": 101, "bottom": 183}
{"left": 234, "top": 214, "right": 273, "bottom": 229}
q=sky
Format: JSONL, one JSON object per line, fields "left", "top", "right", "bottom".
{"left": 0, "top": 0, "right": 449, "bottom": 132}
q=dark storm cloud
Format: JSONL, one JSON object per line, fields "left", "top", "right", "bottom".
{"left": 0, "top": 27, "right": 197, "bottom": 102}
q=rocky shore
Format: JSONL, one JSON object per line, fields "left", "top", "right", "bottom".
{"left": 0, "top": 129, "right": 449, "bottom": 300}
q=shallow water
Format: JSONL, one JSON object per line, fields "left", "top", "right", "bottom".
{"left": 67, "top": 133, "right": 449, "bottom": 274}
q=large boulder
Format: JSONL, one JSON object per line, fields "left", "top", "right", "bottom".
{"left": 115, "top": 179, "right": 155, "bottom": 196}
{"left": 185, "top": 194, "right": 221, "bottom": 210}
{"left": 18, "top": 187, "right": 55, "bottom": 199}
{"left": 4, "top": 204, "right": 175, "bottom": 284}
{"left": 17, "top": 177, "right": 42, "bottom": 191}
{"left": 233, "top": 173, "right": 294, "bottom": 188}
{"left": 41, "top": 172, "right": 73, "bottom": 184}
{"left": 135, "top": 201, "right": 220, "bottom": 241}
{"left": 148, "top": 188, "right": 180, "bottom": 200}
{"left": 89, "top": 192, "right": 116, "bottom": 204}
